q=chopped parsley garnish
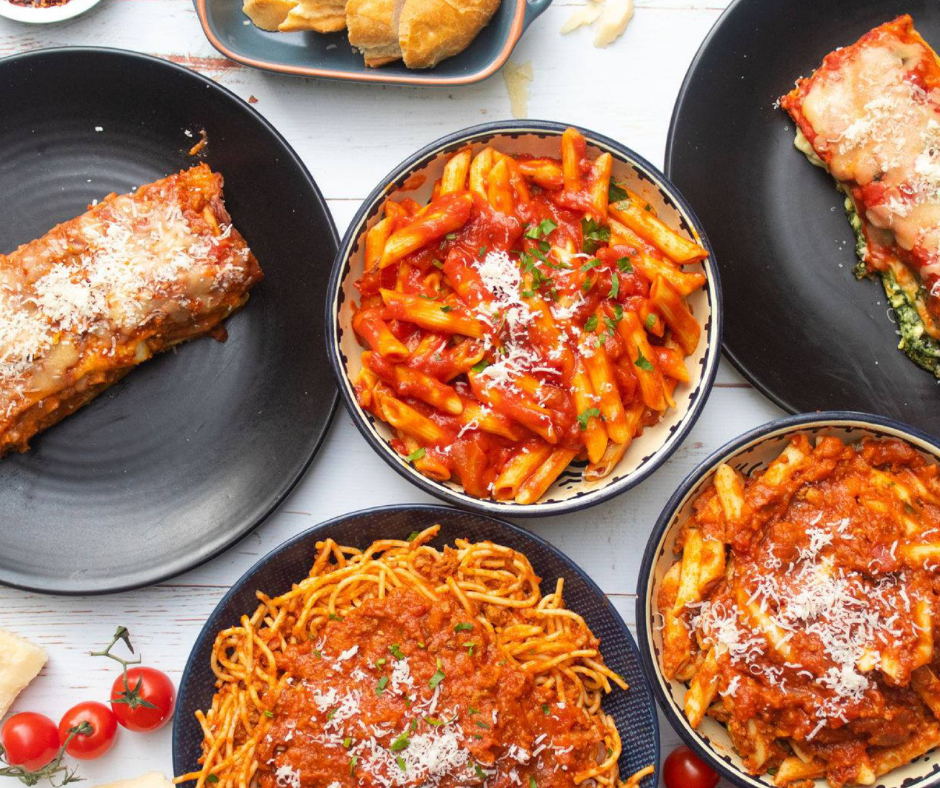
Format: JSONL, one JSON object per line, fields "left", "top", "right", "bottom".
{"left": 635, "top": 351, "right": 654, "bottom": 372}
{"left": 409, "top": 719, "right": 418, "bottom": 734}
{"left": 376, "top": 657, "right": 386, "bottom": 667}
{"left": 520, "top": 289, "right": 535, "bottom": 298}
{"left": 424, "top": 716, "right": 444, "bottom": 726}
{"left": 475, "top": 721, "right": 490, "bottom": 729}
{"left": 349, "top": 756, "right": 358, "bottom": 776}
{"left": 581, "top": 217, "right": 610, "bottom": 253}
{"left": 471, "top": 360, "right": 489, "bottom": 373}
{"left": 609, "top": 182, "right": 628, "bottom": 203}
{"left": 580, "top": 258, "right": 602, "bottom": 272}
{"left": 389, "top": 644, "right": 406, "bottom": 659}
{"left": 343, "top": 737, "right": 352, "bottom": 748}
{"left": 207, "top": 777, "right": 218, "bottom": 784}
{"left": 613, "top": 303, "right": 624, "bottom": 321}
{"left": 464, "top": 643, "right": 476, "bottom": 656}
{"left": 478, "top": 246, "right": 487, "bottom": 257}
{"left": 525, "top": 218, "right": 557, "bottom": 239}
{"left": 432, "top": 259, "right": 444, "bottom": 269}
{"left": 468, "top": 706, "right": 480, "bottom": 715}
{"left": 329, "top": 613, "right": 343, "bottom": 621}
{"left": 396, "top": 756, "right": 407, "bottom": 772}
{"left": 644, "top": 203, "right": 653, "bottom": 212}
{"left": 312, "top": 649, "right": 322, "bottom": 658}
{"left": 578, "top": 408, "right": 601, "bottom": 431}
{"left": 263, "top": 710, "right": 274, "bottom": 719}
{"left": 474, "top": 765, "right": 486, "bottom": 780}
{"left": 582, "top": 278, "right": 594, "bottom": 293}
{"left": 376, "top": 676, "right": 389, "bottom": 695}
{"left": 405, "top": 448, "right": 426, "bottom": 462}
{"left": 390, "top": 734, "right": 410, "bottom": 752}
{"left": 617, "top": 256, "right": 633, "bottom": 273}
{"left": 445, "top": 232, "right": 458, "bottom": 240}
{"left": 429, "top": 658, "right": 445, "bottom": 689}
{"left": 603, "top": 315, "right": 618, "bottom": 337}
{"left": 473, "top": 734, "right": 483, "bottom": 740}
{"left": 584, "top": 315, "right": 598, "bottom": 332}
{"left": 646, "top": 313, "right": 656, "bottom": 329}
{"left": 406, "top": 531, "right": 421, "bottom": 542}
{"left": 608, "top": 272, "right": 620, "bottom": 298}
{"left": 454, "top": 623, "right": 473, "bottom": 632}
{"left": 529, "top": 777, "right": 537, "bottom": 788}
{"left": 541, "top": 704, "right": 550, "bottom": 715}
{"left": 440, "top": 305, "right": 453, "bottom": 313}
{"left": 326, "top": 709, "right": 336, "bottom": 720}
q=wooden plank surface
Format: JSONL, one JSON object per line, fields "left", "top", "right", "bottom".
{"left": 0, "top": 0, "right": 764, "bottom": 784}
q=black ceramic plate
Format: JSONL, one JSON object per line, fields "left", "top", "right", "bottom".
{"left": 666, "top": 0, "right": 940, "bottom": 436}
{"left": 0, "top": 48, "right": 338, "bottom": 594}
{"left": 172, "top": 504, "right": 660, "bottom": 787}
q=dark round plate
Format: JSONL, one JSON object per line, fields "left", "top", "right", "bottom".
{"left": 172, "top": 504, "right": 660, "bottom": 787}
{"left": 665, "top": 0, "right": 940, "bottom": 435}
{"left": 0, "top": 48, "right": 338, "bottom": 595}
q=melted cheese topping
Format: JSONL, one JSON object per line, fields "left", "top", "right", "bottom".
{"left": 794, "top": 22, "right": 940, "bottom": 265}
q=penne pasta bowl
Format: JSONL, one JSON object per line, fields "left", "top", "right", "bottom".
{"left": 636, "top": 411, "right": 940, "bottom": 788}
{"left": 327, "top": 120, "right": 722, "bottom": 516}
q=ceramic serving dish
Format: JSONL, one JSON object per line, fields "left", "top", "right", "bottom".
{"left": 327, "top": 120, "right": 722, "bottom": 517}
{"left": 636, "top": 411, "right": 940, "bottom": 788}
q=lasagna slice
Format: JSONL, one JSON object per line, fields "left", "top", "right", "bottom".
{"left": 780, "top": 15, "right": 940, "bottom": 376}
{"left": 0, "top": 163, "right": 262, "bottom": 456}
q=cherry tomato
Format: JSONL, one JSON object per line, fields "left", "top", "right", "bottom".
{"left": 58, "top": 702, "right": 117, "bottom": 760}
{"left": 663, "top": 745, "right": 720, "bottom": 788}
{"left": 110, "top": 667, "right": 176, "bottom": 732}
{"left": 1, "top": 712, "right": 60, "bottom": 771}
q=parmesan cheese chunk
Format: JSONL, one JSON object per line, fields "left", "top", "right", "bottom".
{"left": 593, "top": 0, "right": 634, "bottom": 48}
{"left": 93, "top": 774, "right": 175, "bottom": 788}
{"left": 0, "top": 627, "right": 47, "bottom": 719}
{"left": 502, "top": 61, "right": 533, "bottom": 120}
{"left": 560, "top": 5, "right": 602, "bottom": 34}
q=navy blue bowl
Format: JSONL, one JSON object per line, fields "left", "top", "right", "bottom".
{"left": 636, "top": 412, "right": 940, "bottom": 788}
{"left": 173, "top": 504, "right": 659, "bottom": 786}
{"left": 326, "top": 120, "right": 723, "bottom": 517}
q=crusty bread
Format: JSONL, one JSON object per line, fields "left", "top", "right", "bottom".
{"left": 243, "top": 0, "right": 297, "bottom": 31}
{"left": 398, "top": 0, "right": 500, "bottom": 69}
{"left": 346, "top": 0, "right": 405, "bottom": 66}
{"left": 279, "top": 0, "right": 348, "bottom": 32}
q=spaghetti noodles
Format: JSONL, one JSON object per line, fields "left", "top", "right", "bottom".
{"left": 176, "top": 526, "right": 653, "bottom": 788}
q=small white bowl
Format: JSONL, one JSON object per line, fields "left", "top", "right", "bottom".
{"left": 0, "top": 0, "right": 102, "bottom": 24}
{"left": 326, "top": 120, "right": 723, "bottom": 517}
{"left": 637, "top": 412, "right": 940, "bottom": 788}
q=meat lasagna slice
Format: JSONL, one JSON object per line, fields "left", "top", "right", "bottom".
{"left": 0, "top": 163, "right": 263, "bottom": 456}
{"left": 780, "top": 15, "right": 940, "bottom": 375}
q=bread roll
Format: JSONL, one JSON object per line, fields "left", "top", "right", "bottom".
{"left": 279, "top": 0, "right": 348, "bottom": 32}
{"left": 347, "top": 0, "right": 405, "bottom": 66}
{"left": 398, "top": 0, "right": 500, "bottom": 69}
{"left": 243, "top": 0, "right": 297, "bottom": 31}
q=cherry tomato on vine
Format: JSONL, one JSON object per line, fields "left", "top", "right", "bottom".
{"left": 58, "top": 702, "right": 117, "bottom": 760}
{"left": 0, "top": 713, "right": 59, "bottom": 771}
{"left": 110, "top": 666, "right": 175, "bottom": 732}
{"left": 663, "top": 745, "right": 720, "bottom": 788}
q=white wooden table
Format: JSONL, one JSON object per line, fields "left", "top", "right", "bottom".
{"left": 0, "top": 0, "right": 773, "bottom": 784}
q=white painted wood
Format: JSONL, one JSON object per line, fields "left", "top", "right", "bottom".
{"left": 0, "top": 1, "right": 766, "bottom": 784}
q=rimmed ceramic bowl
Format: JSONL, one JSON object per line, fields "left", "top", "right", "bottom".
{"left": 327, "top": 120, "right": 722, "bottom": 517}
{"left": 172, "top": 503, "right": 660, "bottom": 787}
{"left": 636, "top": 411, "right": 940, "bottom": 788}
{"left": 194, "top": 0, "right": 551, "bottom": 86}
{"left": 0, "top": 0, "right": 101, "bottom": 23}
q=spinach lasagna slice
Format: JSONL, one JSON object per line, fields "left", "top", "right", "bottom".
{"left": 0, "top": 164, "right": 263, "bottom": 456}
{"left": 780, "top": 14, "right": 940, "bottom": 378}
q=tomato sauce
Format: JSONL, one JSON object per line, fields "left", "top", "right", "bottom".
{"left": 255, "top": 588, "right": 609, "bottom": 788}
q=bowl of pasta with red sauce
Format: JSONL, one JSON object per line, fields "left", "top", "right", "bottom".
{"left": 636, "top": 411, "right": 940, "bottom": 788}
{"left": 326, "top": 120, "right": 722, "bottom": 516}
{"left": 172, "top": 503, "right": 661, "bottom": 788}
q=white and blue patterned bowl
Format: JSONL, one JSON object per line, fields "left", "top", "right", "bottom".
{"left": 637, "top": 412, "right": 940, "bottom": 788}
{"left": 326, "top": 121, "right": 723, "bottom": 517}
